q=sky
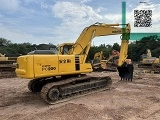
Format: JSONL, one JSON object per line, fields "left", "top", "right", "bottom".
{"left": 0, "top": 0, "right": 160, "bottom": 46}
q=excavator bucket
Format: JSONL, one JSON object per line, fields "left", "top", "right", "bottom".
{"left": 117, "top": 63, "right": 134, "bottom": 81}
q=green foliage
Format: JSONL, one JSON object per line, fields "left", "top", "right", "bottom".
{"left": 0, "top": 38, "right": 11, "bottom": 46}
{"left": 0, "top": 38, "right": 56, "bottom": 56}
{"left": 112, "top": 43, "right": 120, "bottom": 51}
{"left": 128, "top": 35, "right": 160, "bottom": 61}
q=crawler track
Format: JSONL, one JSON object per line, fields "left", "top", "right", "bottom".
{"left": 40, "top": 75, "right": 112, "bottom": 104}
{"left": 0, "top": 71, "right": 16, "bottom": 78}
{"left": 0, "top": 68, "right": 16, "bottom": 78}
{"left": 0, "top": 65, "right": 17, "bottom": 78}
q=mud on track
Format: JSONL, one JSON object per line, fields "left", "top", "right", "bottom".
{"left": 0, "top": 71, "right": 160, "bottom": 120}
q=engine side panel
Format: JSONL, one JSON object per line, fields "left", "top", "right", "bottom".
{"left": 16, "top": 54, "right": 93, "bottom": 79}
{"left": 34, "top": 55, "right": 92, "bottom": 78}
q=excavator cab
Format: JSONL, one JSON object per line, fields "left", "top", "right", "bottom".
{"left": 57, "top": 43, "right": 74, "bottom": 55}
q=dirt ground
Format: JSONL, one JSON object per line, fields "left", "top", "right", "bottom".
{"left": 1, "top": 69, "right": 160, "bottom": 120}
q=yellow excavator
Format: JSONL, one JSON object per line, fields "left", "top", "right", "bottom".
{"left": 0, "top": 53, "right": 17, "bottom": 78}
{"left": 92, "top": 50, "right": 118, "bottom": 72}
{"left": 92, "top": 50, "right": 132, "bottom": 72}
{"left": 138, "top": 49, "right": 160, "bottom": 73}
{"left": 93, "top": 51, "right": 104, "bottom": 61}
{"left": 138, "top": 49, "right": 160, "bottom": 68}
{"left": 16, "top": 22, "right": 133, "bottom": 104}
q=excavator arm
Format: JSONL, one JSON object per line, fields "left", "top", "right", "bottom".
{"left": 65, "top": 23, "right": 132, "bottom": 80}
{"left": 117, "top": 30, "right": 133, "bottom": 80}
{"left": 69, "top": 23, "right": 130, "bottom": 64}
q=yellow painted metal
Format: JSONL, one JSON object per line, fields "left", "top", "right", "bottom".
{"left": 94, "top": 51, "right": 104, "bottom": 60}
{"left": 15, "top": 55, "right": 34, "bottom": 78}
{"left": 118, "top": 40, "right": 129, "bottom": 66}
{"left": 16, "top": 54, "right": 92, "bottom": 79}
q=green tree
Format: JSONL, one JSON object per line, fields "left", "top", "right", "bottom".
{"left": 112, "top": 43, "right": 120, "bottom": 51}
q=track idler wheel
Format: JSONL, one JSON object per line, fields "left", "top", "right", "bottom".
{"left": 28, "top": 79, "right": 44, "bottom": 92}
{"left": 48, "top": 88, "right": 59, "bottom": 101}
{"left": 117, "top": 63, "right": 134, "bottom": 81}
